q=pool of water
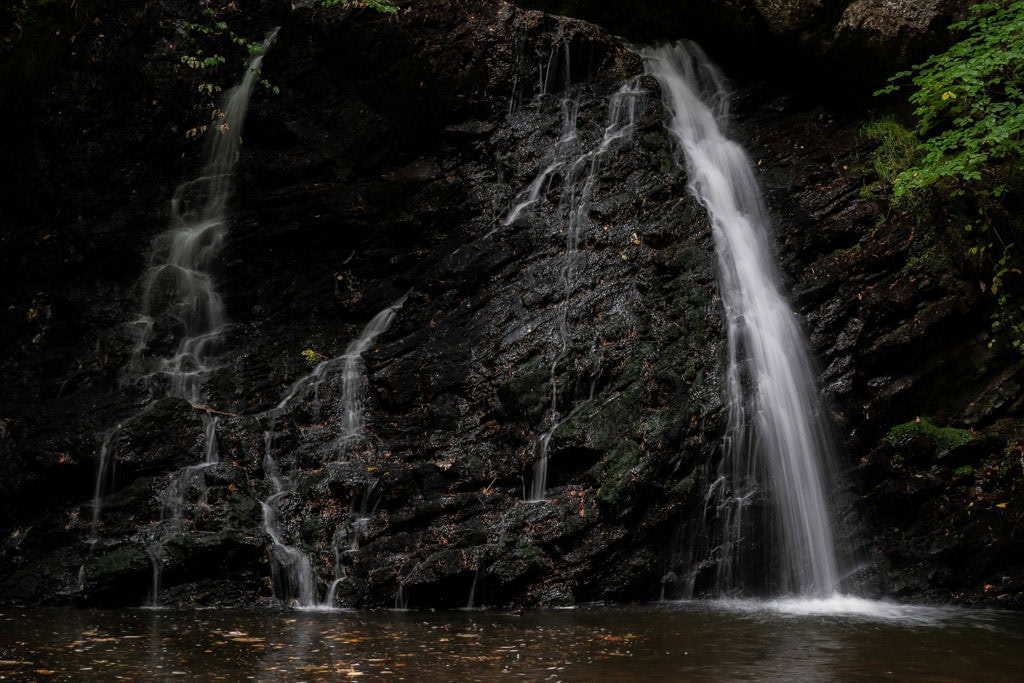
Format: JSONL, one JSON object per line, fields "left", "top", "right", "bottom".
{"left": 2, "top": 598, "right": 1022, "bottom": 681}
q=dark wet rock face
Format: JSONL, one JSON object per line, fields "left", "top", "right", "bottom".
{"left": 0, "top": 0, "right": 723, "bottom": 609}
{"left": 517, "top": 0, "right": 977, "bottom": 94}
{"left": 1, "top": 0, "right": 1022, "bottom": 610}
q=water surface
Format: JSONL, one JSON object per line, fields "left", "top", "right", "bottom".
{"left": 2, "top": 601, "right": 1022, "bottom": 681}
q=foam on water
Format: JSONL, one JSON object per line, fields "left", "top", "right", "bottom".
{"left": 694, "top": 595, "right": 977, "bottom": 626}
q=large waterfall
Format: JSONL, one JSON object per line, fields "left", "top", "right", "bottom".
{"left": 646, "top": 42, "right": 843, "bottom": 597}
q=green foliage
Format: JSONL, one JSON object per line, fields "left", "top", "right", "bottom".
{"left": 176, "top": 0, "right": 400, "bottom": 105}
{"left": 875, "top": 2, "right": 1024, "bottom": 200}
{"left": 179, "top": 7, "right": 279, "bottom": 96}
{"left": 874, "top": 2, "right": 1024, "bottom": 354}
{"left": 885, "top": 417, "right": 975, "bottom": 451}
{"left": 301, "top": 348, "right": 330, "bottom": 364}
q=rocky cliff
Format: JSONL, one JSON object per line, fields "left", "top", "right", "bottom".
{"left": 0, "top": 0, "right": 1021, "bottom": 609}
{"left": 519, "top": 0, "right": 978, "bottom": 94}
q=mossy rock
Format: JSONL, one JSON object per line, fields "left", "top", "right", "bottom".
{"left": 494, "top": 355, "right": 553, "bottom": 422}
{"left": 91, "top": 544, "right": 149, "bottom": 578}
{"left": 593, "top": 439, "right": 641, "bottom": 509}
{"left": 886, "top": 417, "right": 974, "bottom": 451}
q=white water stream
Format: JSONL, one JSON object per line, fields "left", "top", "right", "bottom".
{"left": 114, "top": 29, "right": 280, "bottom": 606}
{"left": 646, "top": 42, "right": 842, "bottom": 597}
{"left": 260, "top": 294, "right": 406, "bottom": 608}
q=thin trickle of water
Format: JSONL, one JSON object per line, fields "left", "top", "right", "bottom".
{"left": 262, "top": 497, "right": 318, "bottom": 607}
{"left": 465, "top": 568, "right": 482, "bottom": 609}
{"left": 504, "top": 99, "right": 580, "bottom": 227}
{"left": 259, "top": 424, "right": 317, "bottom": 608}
{"left": 394, "top": 582, "right": 409, "bottom": 610}
{"left": 338, "top": 294, "right": 408, "bottom": 453}
{"left": 528, "top": 430, "right": 555, "bottom": 502}
{"left": 88, "top": 427, "right": 119, "bottom": 544}
{"left": 325, "top": 479, "right": 382, "bottom": 607}
{"left": 538, "top": 23, "right": 571, "bottom": 96}
{"left": 645, "top": 41, "right": 842, "bottom": 597}
{"left": 145, "top": 543, "right": 163, "bottom": 608}
{"left": 519, "top": 80, "right": 643, "bottom": 501}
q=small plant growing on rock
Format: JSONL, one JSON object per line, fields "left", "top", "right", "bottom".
{"left": 301, "top": 348, "right": 328, "bottom": 364}
{"left": 953, "top": 464, "right": 976, "bottom": 478}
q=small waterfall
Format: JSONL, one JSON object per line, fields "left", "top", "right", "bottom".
{"left": 131, "top": 28, "right": 279, "bottom": 606}
{"left": 259, "top": 296, "right": 405, "bottom": 608}
{"left": 87, "top": 427, "right": 119, "bottom": 544}
{"left": 260, "top": 432, "right": 317, "bottom": 608}
{"left": 338, "top": 294, "right": 408, "bottom": 454}
{"left": 645, "top": 42, "right": 842, "bottom": 597}
{"left": 325, "top": 479, "right": 381, "bottom": 606}
{"left": 513, "top": 81, "right": 642, "bottom": 501}
{"left": 132, "top": 28, "right": 278, "bottom": 403}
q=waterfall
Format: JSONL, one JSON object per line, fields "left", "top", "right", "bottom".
{"left": 337, "top": 294, "right": 408, "bottom": 453}
{"left": 325, "top": 479, "right": 381, "bottom": 607}
{"left": 259, "top": 295, "right": 405, "bottom": 608}
{"left": 131, "top": 26, "right": 277, "bottom": 402}
{"left": 510, "top": 81, "right": 642, "bottom": 501}
{"left": 645, "top": 42, "right": 842, "bottom": 597}
{"left": 124, "top": 28, "right": 279, "bottom": 606}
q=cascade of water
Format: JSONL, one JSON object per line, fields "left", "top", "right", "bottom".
{"left": 645, "top": 41, "right": 842, "bottom": 597}
{"left": 130, "top": 28, "right": 278, "bottom": 606}
{"left": 132, "top": 28, "right": 277, "bottom": 402}
{"left": 258, "top": 295, "right": 406, "bottom": 607}
{"left": 520, "top": 80, "right": 643, "bottom": 501}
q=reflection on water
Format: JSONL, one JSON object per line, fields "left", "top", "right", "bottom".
{"left": 1, "top": 602, "right": 1022, "bottom": 681}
